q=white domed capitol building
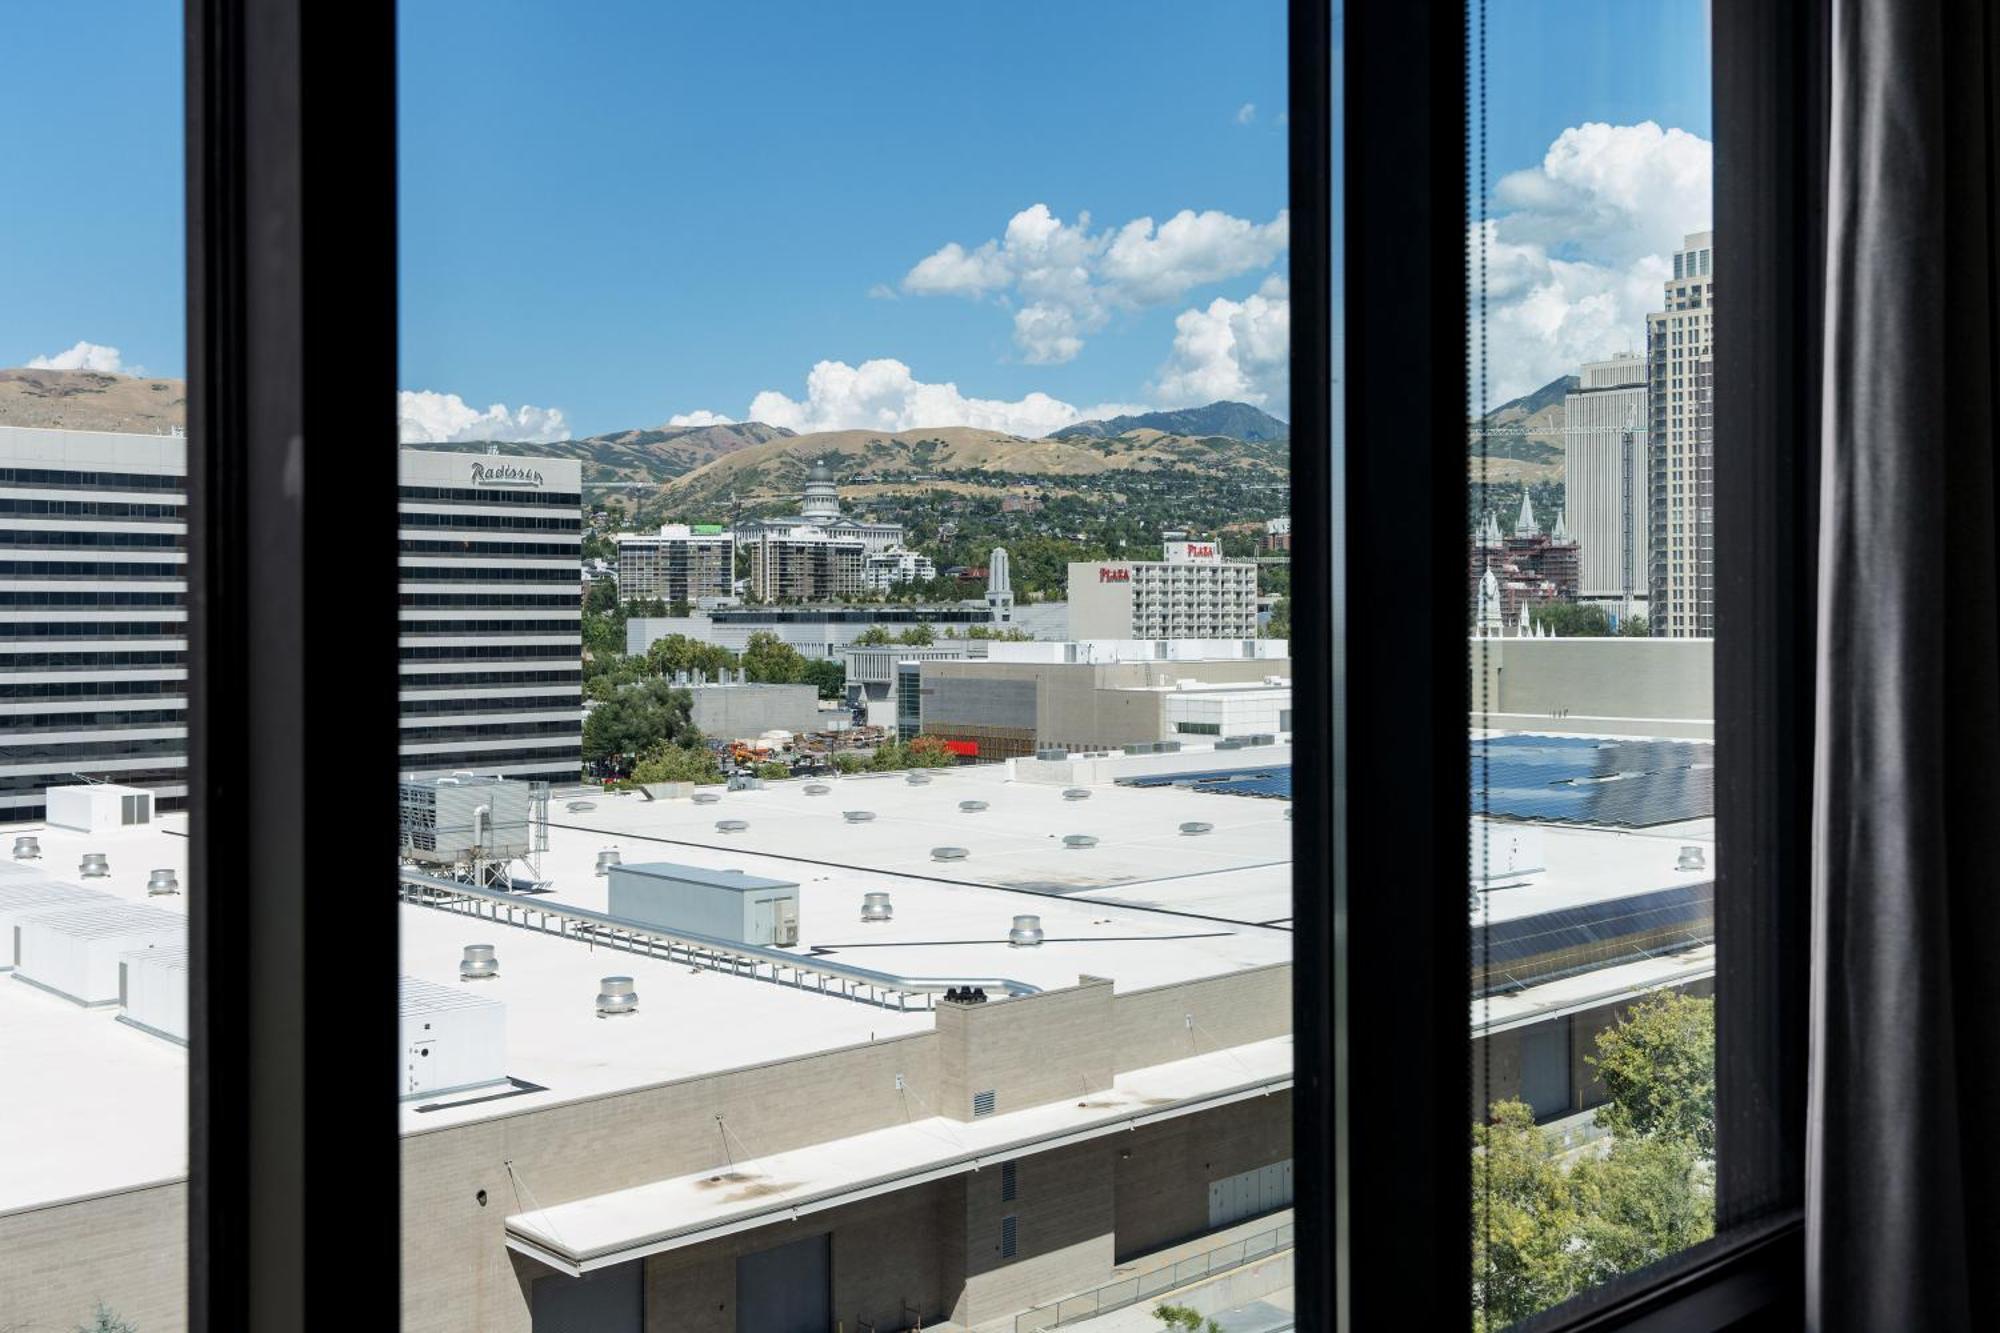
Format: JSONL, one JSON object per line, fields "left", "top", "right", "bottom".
{"left": 734, "top": 457, "right": 923, "bottom": 599}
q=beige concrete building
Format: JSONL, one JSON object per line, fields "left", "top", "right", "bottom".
{"left": 615, "top": 524, "right": 733, "bottom": 605}
{"left": 1562, "top": 355, "right": 1650, "bottom": 614}
{"left": 1647, "top": 232, "right": 1716, "bottom": 638}
{"left": 1470, "top": 635, "right": 1713, "bottom": 739}
{"left": 1065, "top": 542, "right": 1260, "bottom": 641}
{"left": 745, "top": 529, "right": 867, "bottom": 602}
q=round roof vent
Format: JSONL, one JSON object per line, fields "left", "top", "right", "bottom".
{"left": 594, "top": 848, "right": 621, "bottom": 876}
{"left": 959, "top": 799, "right": 989, "bottom": 813}
{"left": 844, "top": 810, "right": 876, "bottom": 823}
{"left": 79, "top": 852, "right": 110, "bottom": 878}
{"left": 1008, "top": 914, "right": 1046, "bottom": 947}
{"left": 1179, "top": 821, "right": 1214, "bottom": 836}
{"left": 567, "top": 800, "right": 596, "bottom": 812}
{"left": 460, "top": 944, "right": 498, "bottom": 981}
{"left": 1062, "top": 834, "right": 1098, "bottom": 849}
{"left": 147, "top": 868, "right": 180, "bottom": 896}
{"left": 861, "top": 891, "right": 893, "bottom": 922}
{"left": 905, "top": 772, "right": 932, "bottom": 786}
{"left": 804, "top": 784, "right": 831, "bottom": 795}
{"left": 716, "top": 819, "right": 749, "bottom": 833}
{"left": 596, "top": 976, "right": 638, "bottom": 1016}
{"left": 12, "top": 835, "right": 40, "bottom": 860}
{"left": 692, "top": 791, "right": 722, "bottom": 805}
{"left": 1676, "top": 845, "right": 1707, "bottom": 872}
{"left": 932, "top": 846, "right": 970, "bottom": 862}
{"left": 1063, "top": 788, "right": 1091, "bottom": 801}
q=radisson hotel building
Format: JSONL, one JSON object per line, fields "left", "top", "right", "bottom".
{"left": 398, "top": 448, "right": 582, "bottom": 783}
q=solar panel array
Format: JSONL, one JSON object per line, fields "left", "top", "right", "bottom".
{"left": 1117, "top": 766, "right": 1293, "bottom": 800}
{"left": 1471, "top": 734, "right": 1713, "bottom": 827}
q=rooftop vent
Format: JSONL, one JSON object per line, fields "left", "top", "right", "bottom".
{"left": 932, "top": 846, "right": 969, "bottom": 862}
{"left": 843, "top": 810, "right": 876, "bottom": 824}
{"left": 12, "top": 836, "right": 39, "bottom": 860}
{"left": 692, "top": 791, "right": 722, "bottom": 805}
{"left": 861, "top": 892, "right": 893, "bottom": 923}
{"left": 459, "top": 944, "right": 498, "bottom": 981}
{"left": 79, "top": 853, "right": 110, "bottom": 879}
{"left": 1676, "top": 845, "right": 1707, "bottom": 872}
{"left": 1062, "top": 834, "right": 1098, "bottom": 849}
{"left": 596, "top": 976, "right": 638, "bottom": 1016}
{"left": 566, "top": 800, "right": 596, "bottom": 812}
{"left": 804, "top": 784, "right": 831, "bottom": 795}
{"left": 716, "top": 819, "right": 749, "bottom": 833}
{"left": 959, "top": 799, "right": 989, "bottom": 813}
{"left": 146, "top": 868, "right": 180, "bottom": 896}
{"left": 906, "top": 772, "right": 932, "bottom": 786}
{"left": 1008, "top": 914, "right": 1045, "bottom": 947}
{"left": 595, "top": 848, "right": 621, "bottom": 876}
{"left": 1179, "top": 821, "right": 1214, "bottom": 836}
{"left": 1062, "top": 788, "right": 1091, "bottom": 801}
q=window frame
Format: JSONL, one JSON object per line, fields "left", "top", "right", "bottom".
{"left": 170, "top": 0, "right": 1820, "bottom": 1326}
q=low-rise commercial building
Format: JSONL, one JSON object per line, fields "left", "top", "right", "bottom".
{"left": 628, "top": 602, "right": 1069, "bottom": 660}
{"left": 1066, "top": 542, "right": 1260, "bottom": 640}
{"left": 674, "top": 673, "right": 823, "bottom": 739}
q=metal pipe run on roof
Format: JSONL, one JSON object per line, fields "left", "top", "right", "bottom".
{"left": 396, "top": 869, "right": 1041, "bottom": 1009}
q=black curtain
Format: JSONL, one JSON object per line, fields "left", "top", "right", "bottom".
{"left": 1811, "top": 0, "right": 2000, "bottom": 1326}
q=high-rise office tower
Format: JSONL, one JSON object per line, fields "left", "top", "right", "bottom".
{"left": 1563, "top": 355, "right": 1650, "bottom": 617}
{"left": 1646, "top": 231, "right": 1715, "bottom": 637}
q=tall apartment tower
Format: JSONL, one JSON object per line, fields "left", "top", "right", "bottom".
{"left": 398, "top": 448, "right": 583, "bottom": 783}
{"left": 1646, "top": 231, "right": 1715, "bottom": 637}
{"left": 0, "top": 426, "right": 189, "bottom": 819}
{"left": 1563, "top": 355, "right": 1649, "bottom": 616}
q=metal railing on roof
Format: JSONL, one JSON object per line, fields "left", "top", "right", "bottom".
{"left": 1013, "top": 1220, "right": 1295, "bottom": 1331}
{"left": 398, "top": 869, "right": 1041, "bottom": 1012}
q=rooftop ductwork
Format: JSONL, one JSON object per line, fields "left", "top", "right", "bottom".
{"left": 716, "top": 819, "right": 749, "bottom": 833}
{"left": 595, "top": 848, "right": 621, "bottom": 876}
{"left": 146, "top": 868, "right": 180, "bottom": 896}
{"left": 861, "top": 892, "right": 893, "bottom": 923}
{"left": 1008, "top": 915, "right": 1045, "bottom": 947}
{"left": 692, "top": 792, "right": 721, "bottom": 805}
{"left": 843, "top": 810, "right": 876, "bottom": 823}
{"left": 932, "top": 847, "right": 969, "bottom": 862}
{"left": 1062, "top": 834, "right": 1098, "bottom": 849}
{"left": 460, "top": 944, "right": 499, "bottom": 981}
{"left": 79, "top": 853, "right": 110, "bottom": 879}
{"left": 12, "top": 835, "right": 40, "bottom": 860}
{"left": 1179, "top": 821, "right": 1214, "bottom": 836}
{"left": 596, "top": 976, "right": 638, "bottom": 1016}
{"left": 958, "top": 800, "right": 989, "bottom": 813}
{"left": 1676, "top": 845, "right": 1707, "bottom": 872}
{"left": 1062, "top": 788, "right": 1091, "bottom": 801}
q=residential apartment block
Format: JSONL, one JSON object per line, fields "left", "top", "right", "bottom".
{"left": 1065, "top": 541, "right": 1260, "bottom": 641}
{"left": 615, "top": 524, "right": 733, "bottom": 605}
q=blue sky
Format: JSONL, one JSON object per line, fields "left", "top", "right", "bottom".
{"left": 0, "top": 1, "right": 1707, "bottom": 438}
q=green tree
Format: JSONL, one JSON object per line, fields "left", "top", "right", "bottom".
{"left": 753, "top": 761, "right": 792, "bottom": 781}
{"left": 742, "top": 630, "right": 809, "bottom": 684}
{"left": 896, "top": 624, "right": 935, "bottom": 646}
{"left": 630, "top": 742, "right": 722, "bottom": 785}
{"left": 666, "top": 597, "right": 692, "bottom": 617}
{"left": 1529, "top": 602, "right": 1613, "bottom": 637}
{"left": 800, "top": 658, "right": 847, "bottom": 700}
{"left": 584, "top": 577, "right": 619, "bottom": 616}
{"left": 75, "top": 1304, "right": 138, "bottom": 1333}
{"left": 1618, "top": 613, "right": 1650, "bottom": 637}
{"left": 906, "top": 735, "right": 955, "bottom": 767}
{"left": 851, "top": 625, "right": 895, "bottom": 646}
{"left": 583, "top": 679, "right": 698, "bottom": 769}
{"left": 1265, "top": 595, "right": 1291, "bottom": 640}
{"left": 1587, "top": 991, "right": 1716, "bottom": 1156}
{"left": 584, "top": 655, "right": 648, "bottom": 702}
{"left": 832, "top": 752, "right": 868, "bottom": 774}
{"left": 644, "top": 633, "right": 736, "bottom": 681}
{"left": 1472, "top": 1101, "right": 1591, "bottom": 1329}
{"left": 1152, "top": 1305, "right": 1220, "bottom": 1333}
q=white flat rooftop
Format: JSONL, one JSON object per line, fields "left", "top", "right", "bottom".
{"left": 1472, "top": 820, "right": 1715, "bottom": 925}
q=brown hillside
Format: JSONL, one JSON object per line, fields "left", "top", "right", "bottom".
{"left": 0, "top": 369, "right": 187, "bottom": 434}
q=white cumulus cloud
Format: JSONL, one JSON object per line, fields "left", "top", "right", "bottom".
{"left": 28, "top": 341, "right": 129, "bottom": 374}
{"left": 1236, "top": 102, "right": 1257, "bottom": 126}
{"left": 1154, "top": 275, "right": 1292, "bottom": 414}
{"left": 1474, "top": 121, "right": 1711, "bottom": 403}
{"left": 667, "top": 409, "right": 736, "bottom": 428}
{"left": 693, "top": 358, "right": 1145, "bottom": 438}
{"left": 398, "top": 390, "right": 570, "bottom": 445}
{"left": 900, "top": 202, "right": 1289, "bottom": 363}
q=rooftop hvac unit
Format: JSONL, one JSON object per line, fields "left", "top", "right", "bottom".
{"left": 607, "top": 862, "right": 803, "bottom": 948}
{"left": 596, "top": 976, "right": 638, "bottom": 1017}
{"left": 118, "top": 941, "right": 190, "bottom": 1044}
{"left": 400, "top": 975, "right": 507, "bottom": 1098}
{"left": 1008, "top": 915, "right": 1045, "bottom": 947}
{"left": 398, "top": 775, "right": 534, "bottom": 866}
{"left": 0, "top": 880, "right": 115, "bottom": 971}
{"left": 861, "top": 892, "right": 893, "bottom": 923}
{"left": 459, "top": 944, "right": 499, "bottom": 981}
{"left": 14, "top": 901, "right": 186, "bottom": 1005}
{"left": 45, "top": 783, "right": 153, "bottom": 834}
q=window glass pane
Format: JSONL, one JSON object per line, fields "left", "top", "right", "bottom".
{"left": 0, "top": 5, "right": 190, "bottom": 1329}
{"left": 1467, "top": 2, "right": 1715, "bottom": 1326}
{"left": 396, "top": 4, "right": 1303, "bottom": 1330}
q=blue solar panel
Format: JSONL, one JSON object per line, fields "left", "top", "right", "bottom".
{"left": 1471, "top": 734, "right": 1713, "bottom": 827}
{"left": 1119, "top": 766, "right": 1294, "bottom": 800}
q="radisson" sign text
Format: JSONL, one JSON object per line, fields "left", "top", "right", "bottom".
{"left": 469, "top": 461, "right": 546, "bottom": 489}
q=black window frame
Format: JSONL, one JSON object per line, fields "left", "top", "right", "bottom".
{"left": 175, "top": 0, "right": 1819, "bottom": 1327}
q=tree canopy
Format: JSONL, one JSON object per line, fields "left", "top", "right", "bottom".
{"left": 1587, "top": 989, "right": 1716, "bottom": 1156}
{"left": 583, "top": 679, "right": 698, "bottom": 769}
{"left": 630, "top": 741, "right": 721, "bottom": 785}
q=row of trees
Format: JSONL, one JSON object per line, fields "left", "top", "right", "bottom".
{"left": 1473, "top": 990, "right": 1716, "bottom": 1330}
{"left": 1527, "top": 603, "right": 1651, "bottom": 638}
